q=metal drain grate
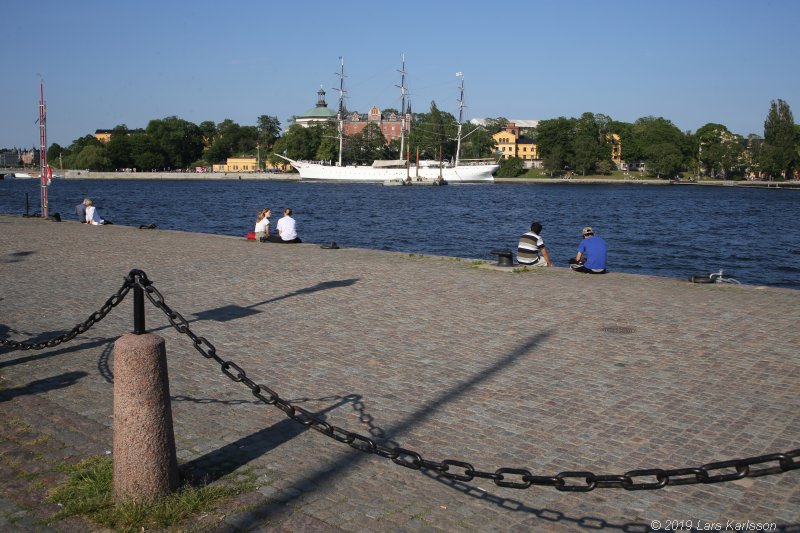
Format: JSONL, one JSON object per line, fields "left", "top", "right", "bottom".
{"left": 601, "top": 325, "right": 637, "bottom": 334}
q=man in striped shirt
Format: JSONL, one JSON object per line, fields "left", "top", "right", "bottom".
{"left": 516, "top": 221, "right": 552, "bottom": 267}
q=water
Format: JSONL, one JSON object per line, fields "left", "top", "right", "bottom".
{"left": 3, "top": 179, "right": 800, "bottom": 289}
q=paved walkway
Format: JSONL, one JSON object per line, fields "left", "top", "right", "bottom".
{"left": 1, "top": 215, "right": 798, "bottom": 532}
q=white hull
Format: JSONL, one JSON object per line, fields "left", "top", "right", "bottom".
{"left": 289, "top": 161, "right": 497, "bottom": 183}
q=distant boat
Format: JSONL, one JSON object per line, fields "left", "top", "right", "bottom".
{"left": 14, "top": 173, "right": 37, "bottom": 179}
{"left": 277, "top": 58, "right": 498, "bottom": 183}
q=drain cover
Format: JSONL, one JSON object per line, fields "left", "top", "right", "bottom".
{"left": 601, "top": 325, "right": 637, "bottom": 334}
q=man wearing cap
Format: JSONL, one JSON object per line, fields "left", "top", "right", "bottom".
{"left": 570, "top": 226, "right": 607, "bottom": 273}
{"left": 516, "top": 221, "right": 552, "bottom": 267}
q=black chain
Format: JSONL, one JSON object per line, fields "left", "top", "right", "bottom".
{"left": 3, "top": 269, "right": 799, "bottom": 491}
{"left": 0, "top": 272, "right": 134, "bottom": 351}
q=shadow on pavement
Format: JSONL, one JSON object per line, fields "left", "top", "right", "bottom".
{"left": 181, "top": 395, "right": 361, "bottom": 484}
{"left": 0, "top": 335, "right": 114, "bottom": 369}
{"left": 216, "top": 331, "right": 655, "bottom": 530}
{"left": 1, "top": 250, "right": 36, "bottom": 264}
{"left": 0, "top": 371, "right": 88, "bottom": 402}
{"left": 191, "top": 278, "right": 359, "bottom": 323}
{"left": 141, "top": 278, "right": 360, "bottom": 330}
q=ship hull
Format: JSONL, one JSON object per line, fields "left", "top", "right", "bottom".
{"left": 292, "top": 162, "right": 497, "bottom": 183}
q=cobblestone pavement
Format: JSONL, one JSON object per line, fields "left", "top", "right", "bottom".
{"left": 1, "top": 215, "right": 798, "bottom": 532}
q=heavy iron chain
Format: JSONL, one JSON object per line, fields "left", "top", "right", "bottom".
{"left": 2, "top": 270, "right": 799, "bottom": 491}
{"left": 0, "top": 273, "right": 133, "bottom": 351}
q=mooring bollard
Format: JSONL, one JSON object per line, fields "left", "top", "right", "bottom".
{"left": 490, "top": 249, "right": 514, "bottom": 267}
{"left": 112, "top": 333, "right": 178, "bottom": 501}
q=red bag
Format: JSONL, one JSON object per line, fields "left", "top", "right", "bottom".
{"left": 246, "top": 231, "right": 256, "bottom": 240}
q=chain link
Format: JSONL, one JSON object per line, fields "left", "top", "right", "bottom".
{"left": 0, "top": 275, "right": 132, "bottom": 351}
{"left": 3, "top": 269, "right": 799, "bottom": 491}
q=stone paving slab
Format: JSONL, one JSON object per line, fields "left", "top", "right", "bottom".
{"left": 0, "top": 215, "right": 798, "bottom": 532}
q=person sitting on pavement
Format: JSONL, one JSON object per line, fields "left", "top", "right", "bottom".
{"left": 254, "top": 208, "right": 270, "bottom": 242}
{"left": 76, "top": 198, "right": 89, "bottom": 223}
{"left": 256, "top": 207, "right": 284, "bottom": 243}
{"left": 516, "top": 221, "right": 552, "bottom": 267}
{"left": 276, "top": 208, "right": 302, "bottom": 243}
{"left": 84, "top": 199, "right": 106, "bottom": 225}
{"left": 569, "top": 226, "right": 607, "bottom": 274}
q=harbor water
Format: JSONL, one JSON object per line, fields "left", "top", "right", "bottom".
{"left": 2, "top": 179, "right": 799, "bottom": 289}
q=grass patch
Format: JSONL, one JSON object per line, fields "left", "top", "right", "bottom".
{"left": 47, "top": 456, "right": 256, "bottom": 531}
{"left": 23, "top": 434, "right": 50, "bottom": 446}
{"left": 8, "top": 417, "right": 31, "bottom": 429}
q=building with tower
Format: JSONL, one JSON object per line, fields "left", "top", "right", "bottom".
{"left": 294, "top": 86, "right": 338, "bottom": 128}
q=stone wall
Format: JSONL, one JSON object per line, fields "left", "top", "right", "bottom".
{"left": 63, "top": 170, "right": 298, "bottom": 180}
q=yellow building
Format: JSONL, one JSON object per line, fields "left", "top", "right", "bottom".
{"left": 492, "top": 123, "right": 539, "bottom": 161}
{"left": 211, "top": 157, "right": 291, "bottom": 172}
{"left": 607, "top": 133, "right": 622, "bottom": 168}
{"left": 94, "top": 129, "right": 113, "bottom": 144}
{"left": 212, "top": 157, "right": 258, "bottom": 172}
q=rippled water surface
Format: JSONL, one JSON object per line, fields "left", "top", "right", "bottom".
{"left": 2, "top": 179, "right": 799, "bottom": 288}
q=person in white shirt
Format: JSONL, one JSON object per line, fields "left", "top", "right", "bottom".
{"left": 276, "top": 208, "right": 302, "bottom": 243}
{"left": 84, "top": 199, "right": 105, "bottom": 225}
{"left": 254, "top": 208, "right": 271, "bottom": 242}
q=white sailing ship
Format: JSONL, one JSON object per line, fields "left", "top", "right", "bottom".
{"left": 278, "top": 58, "right": 498, "bottom": 183}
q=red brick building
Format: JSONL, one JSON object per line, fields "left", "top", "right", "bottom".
{"left": 342, "top": 106, "right": 410, "bottom": 142}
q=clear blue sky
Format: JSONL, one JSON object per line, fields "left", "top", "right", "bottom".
{"left": 4, "top": 0, "right": 799, "bottom": 148}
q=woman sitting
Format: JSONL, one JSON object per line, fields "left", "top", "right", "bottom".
{"left": 255, "top": 208, "right": 284, "bottom": 242}
{"left": 254, "top": 208, "right": 270, "bottom": 241}
{"left": 84, "top": 199, "right": 105, "bottom": 225}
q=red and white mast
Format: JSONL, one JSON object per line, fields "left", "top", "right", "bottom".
{"left": 38, "top": 76, "right": 48, "bottom": 218}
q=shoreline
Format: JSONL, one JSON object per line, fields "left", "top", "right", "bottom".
{"left": 4, "top": 169, "right": 797, "bottom": 188}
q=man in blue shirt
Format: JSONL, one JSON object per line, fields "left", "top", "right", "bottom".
{"left": 570, "top": 226, "right": 607, "bottom": 273}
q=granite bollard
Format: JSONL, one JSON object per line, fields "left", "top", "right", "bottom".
{"left": 112, "top": 333, "right": 178, "bottom": 501}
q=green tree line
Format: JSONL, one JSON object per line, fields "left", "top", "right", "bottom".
{"left": 46, "top": 100, "right": 799, "bottom": 180}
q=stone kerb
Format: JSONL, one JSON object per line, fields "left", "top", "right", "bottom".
{"left": 112, "top": 332, "right": 179, "bottom": 501}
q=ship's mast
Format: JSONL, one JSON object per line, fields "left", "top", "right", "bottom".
{"left": 455, "top": 72, "right": 464, "bottom": 168}
{"left": 334, "top": 57, "right": 346, "bottom": 167}
{"left": 397, "top": 54, "right": 407, "bottom": 163}
{"left": 38, "top": 76, "right": 48, "bottom": 218}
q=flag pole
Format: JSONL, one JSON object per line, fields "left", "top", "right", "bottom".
{"left": 38, "top": 76, "right": 48, "bottom": 219}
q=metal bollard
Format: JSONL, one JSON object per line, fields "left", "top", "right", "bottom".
{"left": 113, "top": 333, "right": 178, "bottom": 501}
{"left": 490, "top": 249, "right": 514, "bottom": 267}
{"left": 133, "top": 283, "right": 145, "bottom": 334}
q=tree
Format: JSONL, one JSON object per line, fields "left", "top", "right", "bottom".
{"left": 495, "top": 156, "right": 524, "bottom": 177}
{"left": 105, "top": 125, "right": 133, "bottom": 169}
{"left": 631, "top": 116, "right": 691, "bottom": 177}
{"left": 73, "top": 144, "right": 111, "bottom": 170}
{"left": 314, "top": 122, "right": 339, "bottom": 162}
{"left": 759, "top": 99, "right": 797, "bottom": 179}
{"left": 46, "top": 143, "right": 64, "bottom": 166}
{"left": 146, "top": 116, "right": 204, "bottom": 169}
{"left": 534, "top": 117, "right": 574, "bottom": 175}
{"left": 571, "top": 112, "right": 606, "bottom": 176}
{"left": 344, "top": 122, "right": 388, "bottom": 164}
{"left": 204, "top": 119, "right": 243, "bottom": 164}
{"left": 129, "top": 131, "right": 166, "bottom": 170}
{"left": 256, "top": 115, "right": 281, "bottom": 150}
{"left": 407, "top": 102, "right": 458, "bottom": 161}
{"left": 280, "top": 124, "right": 318, "bottom": 160}
{"left": 646, "top": 143, "right": 684, "bottom": 178}
{"left": 694, "top": 123, "right": 745, "bottom": 179}
{"left": 458, "top": 123, "right": 496, "bottom": 159}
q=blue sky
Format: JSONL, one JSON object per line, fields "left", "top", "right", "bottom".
{"left": 3, "top": 0, "right": 799, "bottom": 148}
